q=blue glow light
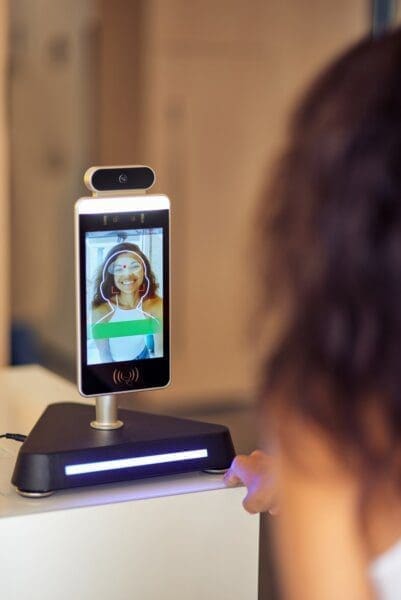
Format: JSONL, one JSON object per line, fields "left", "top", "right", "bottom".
{"left": 65, "top": 448, "right": 209, "bottom": 476}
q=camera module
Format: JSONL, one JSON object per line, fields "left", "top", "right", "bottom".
{"left": 85, "top": 165, "right": 155, "bottom": 192}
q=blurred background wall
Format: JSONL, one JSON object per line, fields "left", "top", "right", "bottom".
{"left": 6, "top": 0, "right": 400, "bottom": 410}
{"left": 0, "top": 0, "right": 8, "bottom": 366}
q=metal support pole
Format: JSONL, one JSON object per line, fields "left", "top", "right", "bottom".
{"left": 90, "top": 395, "right": 124, "bottom": 430}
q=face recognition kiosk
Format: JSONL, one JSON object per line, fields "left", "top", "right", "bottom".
{"left": 12, "top": 166, "right": 235, "bottom": 496}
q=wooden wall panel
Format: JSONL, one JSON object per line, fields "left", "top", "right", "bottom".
{"left": 0, "top": 0, "right": 9, "bottom": 365}
{"left": 98, "top": 0, "right": 143, "bottom": 164}
{"left": 139, "top": 0, "right": 367, "bottom": 408}
{"left": 10, "top": 1, "right": 98, "bottom": 364}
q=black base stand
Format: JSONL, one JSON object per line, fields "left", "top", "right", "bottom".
{"left": 12, "top": 403, "right": 235, "bottom": 495}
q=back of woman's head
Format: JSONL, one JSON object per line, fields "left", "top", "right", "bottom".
{"left": 260, "top": 29, "right": 401, "bottom": 480}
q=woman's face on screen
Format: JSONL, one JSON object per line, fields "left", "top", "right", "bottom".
{"left": 112, "top": 252, "right": 144, "bottom": 294}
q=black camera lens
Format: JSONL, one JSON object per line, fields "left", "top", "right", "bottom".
{"left": 91, "top": 167, "right": 155, "bottom": 190}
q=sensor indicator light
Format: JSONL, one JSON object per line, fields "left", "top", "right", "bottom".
{"left": 65, "top": 448, "right": 208, "bottom": 476}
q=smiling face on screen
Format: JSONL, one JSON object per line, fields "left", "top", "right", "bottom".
{"left": 111, "top": 253, "right": 145, "bottom": 295}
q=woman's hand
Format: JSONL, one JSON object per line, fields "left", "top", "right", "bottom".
{"left": 223, "top": 450, "right": 278, "bottom": 515}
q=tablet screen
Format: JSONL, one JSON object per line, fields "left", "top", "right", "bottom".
{"left": 86, "top": 228, "right": 164, "bottom": 365}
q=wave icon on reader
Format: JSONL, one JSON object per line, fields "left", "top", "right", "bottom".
{"left": 113, "top": 367, "right": 139, "bottom": 385}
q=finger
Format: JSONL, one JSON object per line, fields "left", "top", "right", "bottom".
{"left": 250, "top": 449, "right": 266, "bottom": 459}
{"left": 243, "top": 487, "right": 277, "bottom": 514}
{"left": 223, "top": 470, "right": 242, "bottom": 487}
{"left": 242, "top": 493, "right": 261, "bottom": 514}
{"left": 228, "top": 455, "right": 254, "bottom": 485}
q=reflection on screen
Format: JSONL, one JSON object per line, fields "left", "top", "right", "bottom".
{"left": 86, "top": 228, "right": 163, "bottom": 365}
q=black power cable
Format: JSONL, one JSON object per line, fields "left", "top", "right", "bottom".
{"left": 0, "top": 433, "right": 27, "bottom": 442}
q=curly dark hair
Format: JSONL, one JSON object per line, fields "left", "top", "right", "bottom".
{"left": 92, "top": 242, "right": 159, "bottom": 307}
{"left": 260, "top": 29, "right": 401, "bottom": 481}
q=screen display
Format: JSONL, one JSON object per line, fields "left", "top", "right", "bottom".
{"left": 85, "top": 227, "right": 164, "bottom": 366}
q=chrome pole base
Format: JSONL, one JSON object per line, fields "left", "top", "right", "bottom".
{"left": 90, "top": 419, "right": 124, "bottom": 430}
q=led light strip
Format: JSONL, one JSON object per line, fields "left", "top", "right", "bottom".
{"left": 65, "top": 449, "right": 208, "bottom": 476}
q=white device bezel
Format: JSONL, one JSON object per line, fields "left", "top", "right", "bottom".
{"left": 75, "top": 193, "right": 171, "bottom": 397}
